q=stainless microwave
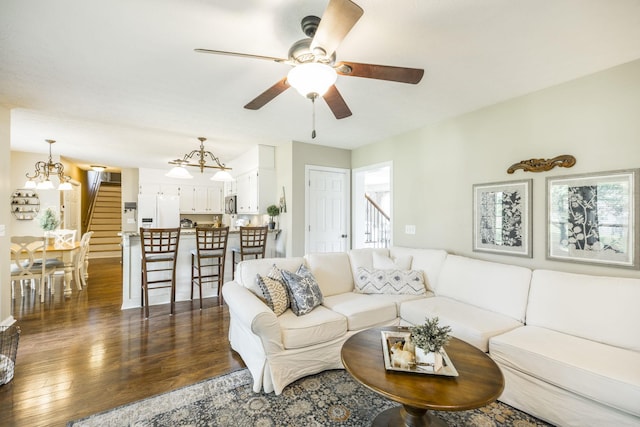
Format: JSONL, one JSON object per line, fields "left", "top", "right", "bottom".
{"left": 224, "top": 195, "right": 236, "bottom": 214}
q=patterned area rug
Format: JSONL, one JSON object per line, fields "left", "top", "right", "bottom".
{"left": 68, "top": 369, "right": 552, "bottom": 426}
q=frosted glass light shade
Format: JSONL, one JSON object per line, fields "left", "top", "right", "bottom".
{"left": 37, "top": 179, "right": 54, "bottom": 190}
{"left": 287, "top": 63, "right": 337, "bottom": 97}
{"left": 166, "top": 165, "right": 193, "bottom": 179}
{"left": 24, "top": 180, "right": 37, "bottom": 189}
{"left": 58, "top": 181, "right": 73, "bottom": 191}
{"left": 211, "top": 170, "right": 234, "bottom": 182}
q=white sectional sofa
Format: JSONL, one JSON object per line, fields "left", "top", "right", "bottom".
{"left": 221, "top": 247, "right": 640, "bottom": 427}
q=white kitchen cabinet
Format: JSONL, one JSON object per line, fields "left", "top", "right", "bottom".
{"left": 224, "top": 179, "right": 237, "bottom": 196}
{"left": 235, "top": 168, "right": 275, "bottom": 214}
{"left": 179, "top": 183, "right": 223, "bottom": 214}
{"left": 207, "top": 184, "right": 223, "bottom": 213}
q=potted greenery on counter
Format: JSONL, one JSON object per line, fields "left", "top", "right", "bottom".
{"left": 267, "top": 204, "right": 280, "bottom": 230}
{"left": 409, "top": 316, "right": 452, "bottom": 371}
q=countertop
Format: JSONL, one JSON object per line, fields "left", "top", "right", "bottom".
{"left": 120, "top": 228, "right": 280, "bottom": 237}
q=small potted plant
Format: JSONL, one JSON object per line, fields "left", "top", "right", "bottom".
{"left": 409, "top": 316, "right": 452, "bottom": 371}
{"left": 39, "top": 207, "right": 60, "bottom": 244}
{"left": 266, "top": 204, "right": 280, "bottom": 230}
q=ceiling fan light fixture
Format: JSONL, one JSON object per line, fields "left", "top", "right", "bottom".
{"left": 287, "top": 62, "right": 337, "bottom": 98}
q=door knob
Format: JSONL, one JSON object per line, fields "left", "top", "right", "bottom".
{"left": 341, "top": 234, "right": 348, "bottom": 238}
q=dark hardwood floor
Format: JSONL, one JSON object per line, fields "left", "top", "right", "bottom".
{"left": 1, "top": 257, "right": 245, "bottom": 427}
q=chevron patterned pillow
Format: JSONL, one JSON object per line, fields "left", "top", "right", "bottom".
{"left": 256, "top": 265, "right": 290, "bottom": 316}
{"left": 354, "top": 268, "right": 426, "bottom": 295}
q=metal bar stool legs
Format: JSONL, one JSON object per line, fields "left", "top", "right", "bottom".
{"left": 140, "top": 227, "right": 180, "bottom": 318}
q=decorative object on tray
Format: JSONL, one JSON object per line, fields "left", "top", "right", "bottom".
{"left": 381, "top": 329, "right": 458, "bottom": 377}
{"left": 507, "top": 154, "right": 576, "bottom": 174}
{"left": 266, "top": 204, "right": 279, "bottom": 230}
{"left": 546, "top": 168, "right": 639, "bottom": 269}
{"left": 409, "top": 317, "right": 452, "bottom": 372}
{"left": 473, "top": 179, "right": 532, "bottom": 258}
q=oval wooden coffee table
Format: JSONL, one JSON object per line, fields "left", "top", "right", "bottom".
{"left": 341, "top": 327, "right": 504, "bottom": 427}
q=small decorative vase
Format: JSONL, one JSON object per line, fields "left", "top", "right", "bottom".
{"left": 415, "top": 347, "right": 443, "bottom": 371}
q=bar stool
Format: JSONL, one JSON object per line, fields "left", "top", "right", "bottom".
{"left": 140, "top": 227, "right": 180, "bottom": 318}
{"left": 191, "top": 226, "right": 229, "bottom": 308}
{"left": 231, "top": 226, "right": 268, "bottom": 280}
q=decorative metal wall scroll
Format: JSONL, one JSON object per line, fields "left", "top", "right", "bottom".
{"left": 507, "top": 155, "right": 576, "bottom": 174}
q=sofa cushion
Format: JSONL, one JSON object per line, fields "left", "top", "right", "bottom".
{"left": 235, "top": 257, "right": 306, "bottom": 298}
{"left": 490, "top": 326, "right": 640, "bottom": 417}
{"left": 400, "top": 296, "right": 523, "bottom": 352}
{"left": 256, "top": 265, "right": 289, "bottom": 316}
{"left": 354, "top": 268, "right": 427, "bottom": 295}
{"left": 281, "top": 265, "right": 323, "bottom": 316}
{"left": 372, "top": 252, "right": 412, "bottom": 270}
{"left": 436, "top": 254, "right": 531, "bottom": 323}
{"left": 322, "top": 292, "right": 398, "bottom": 331}
{"left": 347, "top": 248, "right": 390, "bottom": 278}
{"left": 366, "top": 293, "right": 432, "bottom": 315}
{"left": 390, "top": 247, "right": 448, "bottom": 292}
{"left": 527, "top": 270, "right": 640, "bottom": 352}
{"left": 278, "top": 306, "right": 348, "bottom": 349}
{"left": 304, "top": 252, "right": 354, "bottom": 296}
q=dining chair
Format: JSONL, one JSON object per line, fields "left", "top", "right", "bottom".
{"left": 140, "top": 227, "right": 181, "bottom": 318}
{"left": 51, "top": 229, "right": 77, "bottom": 249}
{"left": 231, "top": 226, "right": 268, "bottom": 280}
{"left": 191, "top": 226, "right": 229, "bottom": 308}
{"left": 10, "top": 236, "right": 57, "bottom": 302}
{"left": 73, "top": 231, "right": 94, "bottom": 289}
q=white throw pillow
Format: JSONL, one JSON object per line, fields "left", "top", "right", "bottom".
{"left": 372, "top": 252, "right": 412, "bottom": 270}
{"left": 354, "top": 268, "right": 426, "bottom": 295}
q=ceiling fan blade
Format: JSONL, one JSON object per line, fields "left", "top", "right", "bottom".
{"left": 322, "top": 85, "right": 352, "bottom": 119}
{"left": 311, "top": 0, "right": 364, "bottom": 59}
{"left": 335, "top": 61, "right": 424, "bottom": 84}
{"left": 244, "top": 77, "right": 290, "bottom": 110}
{"left": 195, "top": 48, "right": 287, "bottom": 64}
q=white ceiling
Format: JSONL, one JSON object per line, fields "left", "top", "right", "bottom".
{"left": 2, "top": 0, "right": 640, "bottom": 171}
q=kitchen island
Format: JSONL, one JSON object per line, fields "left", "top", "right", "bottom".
{"left": 120, "top": 228, "right": 280, "bottom": 310}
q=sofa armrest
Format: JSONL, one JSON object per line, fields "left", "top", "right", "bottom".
{"left": 223, "top": 281, "right": 284, "bottom": 354}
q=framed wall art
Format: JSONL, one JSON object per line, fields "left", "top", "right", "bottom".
{"left": 473, "top": 179, "right": 532, "bottom": 257}
{"left": 546, "top": 169, "right": 639, "bottom": 269}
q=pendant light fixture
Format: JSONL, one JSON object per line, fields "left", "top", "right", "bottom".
{"left": 166, "top": 137, "right": 233, "bottom": 181}
{"left": 24, "top": 139, "right": 73, "bottom": 191}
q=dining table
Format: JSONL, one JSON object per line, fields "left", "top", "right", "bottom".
{"left": 42, "top": 241, "right": 82, "bottom": 297}
{"left": 11, "top": 241, "right": 82, "bottom": 297}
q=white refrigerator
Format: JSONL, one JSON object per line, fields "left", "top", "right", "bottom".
{"left": 138, "top": 194, "right": 180, "bottom": 228}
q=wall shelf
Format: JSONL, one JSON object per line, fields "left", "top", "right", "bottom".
{"left": 11, "top": 189, "right": 40, "bottom": 220}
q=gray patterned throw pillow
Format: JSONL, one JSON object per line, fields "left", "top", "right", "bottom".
{"left": 280, "top": 264, "right": 323, "bottom": 316}
{"left": 354, "top": 268, "right": 426, "bottom": 295}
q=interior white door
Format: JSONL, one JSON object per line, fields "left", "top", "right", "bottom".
{"left": 62, "top": 181, "right": 82, "bottom": 237}
{"left": 306, "top": 166, "right": 350, "bottom": 253}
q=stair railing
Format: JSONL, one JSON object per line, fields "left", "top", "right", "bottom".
{"left": 83, "top": 172, "right": 103, "bottom": 230}
{"left": 364, "top": 194, "right": 390, "bottom": 248}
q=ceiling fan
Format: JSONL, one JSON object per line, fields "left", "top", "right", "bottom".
{"left": 195, "top": 0, "right": 424, "bottom": 127}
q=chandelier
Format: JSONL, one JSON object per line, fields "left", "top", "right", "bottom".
{"left": 24, "top": 139, "right": 73, "bottom": 191}
{"left": 166, "top": 137, "right": 233, "bottom": 181}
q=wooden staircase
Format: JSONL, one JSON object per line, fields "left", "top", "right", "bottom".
{"left": 88, "top": 182, "right": 122, "bottom": 258}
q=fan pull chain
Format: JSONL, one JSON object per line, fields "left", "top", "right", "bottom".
{"left": 311, "top": 95, "right": 317, "bottom": 139}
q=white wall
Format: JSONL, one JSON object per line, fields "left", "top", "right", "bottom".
{"left": 352, "top": 59, "right": 640, "bottom": 279}
{"left": 1, "top": 106, "right": 13, "bottom": 325}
